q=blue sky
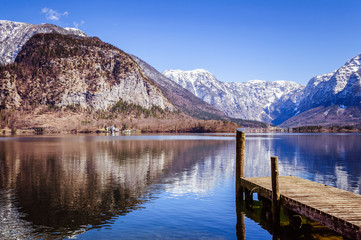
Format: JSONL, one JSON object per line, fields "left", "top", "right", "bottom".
{"left": 1, "top": 0, "right": 361, "bottom": 85}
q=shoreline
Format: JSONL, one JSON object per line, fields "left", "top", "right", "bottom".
{"left": 1, "top": 125, "right": 361, "bottom": 136}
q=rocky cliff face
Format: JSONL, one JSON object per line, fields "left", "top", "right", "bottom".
{"left": 163, "top": 69, "right": 304, "bottom": 124}
{"left": 0, "top": 33, "right": 175, "bottom": 112}
{"left": 0, "top": 20, "right": 88, "bottom": 66}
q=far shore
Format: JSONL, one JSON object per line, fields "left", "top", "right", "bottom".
{"left": 1, "top": 124, "right": 361, "bottom": 136}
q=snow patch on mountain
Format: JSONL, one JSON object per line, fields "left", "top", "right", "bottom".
{"left": 0, "top": 20, "right": 88, "bottom": 65}
{"left": 332, "top": 55, "right": 361, "bottom": 94}
{"left": 63, "top": 27, "right": 88, "bottom": 37}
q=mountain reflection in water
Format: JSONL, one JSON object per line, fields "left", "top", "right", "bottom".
{"left": 0, "top": 136, "right": 234, "bottom": 239}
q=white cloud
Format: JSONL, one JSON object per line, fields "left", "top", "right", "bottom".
{"left": 41, "top": 8, "right": 68, "bottom": 21}
{"left": 73, "top": 20, "right": 85, "bottom": 29}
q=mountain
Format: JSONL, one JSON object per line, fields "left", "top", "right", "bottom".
{"left": 163, "top": 53, "right": 361, "bottom": 127}
{"left": 131, "top": 57, "right": 268, "bottom": 127}
{"left": 5, "top": 20, "right": 359, "bottom": 129}
{"left": 281, "top": 54, "right": 361, "bottom": 127}
{"left": 0, "top": 20, "right": 88, "bottom": 66}
{"left": 0, "top": 20, "right": 243, "bottom": 133}
{"left": 297, "top": 54, "right": 361, "bottom": 111}
{"left": 0, "top": 20, "right": 230, "bottom": 121}
{"left": 163, "top": 69, "right": 304, "bottom": 124}
{"left": 131, "top": 57, "right": 227, "bottom": 120}
{"left": 0, "top": 33, "right": 175, "bottom": 112}
{"left": 279, "top": 105, "right": 361, "bottom": 128}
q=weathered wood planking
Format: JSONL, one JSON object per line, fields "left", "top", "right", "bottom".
{"left": 240, "top": 176, "right": 361, "bottom": 239}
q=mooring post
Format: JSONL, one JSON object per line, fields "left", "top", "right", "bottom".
{"left": 236, "top": 212, "right": 246, "bottom": 240}
{"left": 271, "top": 156, "right": 280, "bottom": 228}
{"left": 236, "top": 128, "right": 245, "bottom": 198}
{"left": 236, "top": 190, "right": 246, "bottom": 240}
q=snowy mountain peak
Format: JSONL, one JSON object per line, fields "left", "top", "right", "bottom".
{"left": 332, "top": 54, "right": 361, "bottom": 94}
{"left": 307, "top": 72, "right": 335, "bottom": 88}
{"left": 296, "top": 53, "right": 361, "bottom": 112}
{"left": 162, "top": 69, "right": 223, "bottom": 96}
{"left": 0, "top": 20, "right": 88, "bottom": 65}
{"left": 63, "top": 27, "right": 87, "bottom": 37}
{"left": 164, "top": 68, "right": 210, "bottom": 74}
{"left": 246, "top": 79, "right": 266, "bottom": 84}
{"left": 163, "top": 69, "right": 304, "bottom": 124}
{"left": 189, "top": 68, "right": 212, "bottom": 74}
{"left": 163, "top": 69, "right": 216, "bottom": 83}
{"left": 0, "top": 20, "right": 28, "bottom": 25}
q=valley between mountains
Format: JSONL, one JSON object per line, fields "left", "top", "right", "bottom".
{"left": 0, "top": 20, "right": 360, "bottom": 133}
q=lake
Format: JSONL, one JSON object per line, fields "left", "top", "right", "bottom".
{"left": 0, "top": 133, "right": 360, "bottom": 239}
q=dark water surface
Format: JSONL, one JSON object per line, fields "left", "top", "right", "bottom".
{"left": 0, "top": 133, "right": 360, "bottom": 239}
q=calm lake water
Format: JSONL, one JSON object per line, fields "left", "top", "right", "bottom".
{"left": 0, "top": 133, "right": 360, "bottom": 239}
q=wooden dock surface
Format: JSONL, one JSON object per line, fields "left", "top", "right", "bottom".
{"left": 240, "top": 176, "right": 361, "bottom": 239}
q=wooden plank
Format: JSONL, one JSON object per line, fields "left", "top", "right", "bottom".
{"left": 240, "top": 175, "right": 361, "bottom": 239}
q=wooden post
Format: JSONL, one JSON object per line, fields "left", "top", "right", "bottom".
{"left": 271, "top": 156, "right": 280, "bottom": 227}
{"left": 245, "top": 188, "right": 253, "bottom": 207}
{"left": 259, "top": 195, "right": 272, "bottom": 222}
{"left": 236, "top": 212, "right": 246, "bottom": 240}
{"left": 236, "top": 128, "right": 245, "bottom": 198}
{"left": 236, "top": 197, "right": 246, "bottom": 240}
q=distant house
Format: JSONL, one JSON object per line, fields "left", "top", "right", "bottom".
{"left": 106, "top": 126, "right": 119, "bottom": 133}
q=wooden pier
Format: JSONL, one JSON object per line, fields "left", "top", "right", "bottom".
{"left": 236, "top": 129, "right": 361, "bottom": 240}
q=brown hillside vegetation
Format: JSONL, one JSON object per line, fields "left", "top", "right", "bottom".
{"left": 0, "top": 106, "right": 240, "bottom": 134}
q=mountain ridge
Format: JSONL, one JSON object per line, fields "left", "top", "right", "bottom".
{"left": 164, "top": 52, "right": 361, "bottom": 127}
{"left": 296, "top": 54, "right": 361, "bottom": 112}
{"left": 131, "top": 57, "right": 228, "bottom": 120}
{"left": 282, "top": 53, "right": 361, "bottom": 127}
{"left": 2, "top": 20, "right": 360, "bottom": 129}
{"left": 163, "top": 69, "right": 304, "bottom": 124}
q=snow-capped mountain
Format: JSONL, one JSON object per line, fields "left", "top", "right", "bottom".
{"left": 296, "top": 54, "right": 361, "bottom": 112}
{"left": 164, "top": 53, "right": 361, "bottom": 126}
{"left": 163, "top": 69, "right": 304, "bottom": 124}
{"left": 281, "top": 54, "right": 361, "bottom": 127}
{"left": 131, "top": 57, "right": 227, "bottom": 120}
{"left": 0, "top": 20, "right": 87, "bottom": 65}
{"left": 1, "top": 20, "right": 360, "bottom": 127}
